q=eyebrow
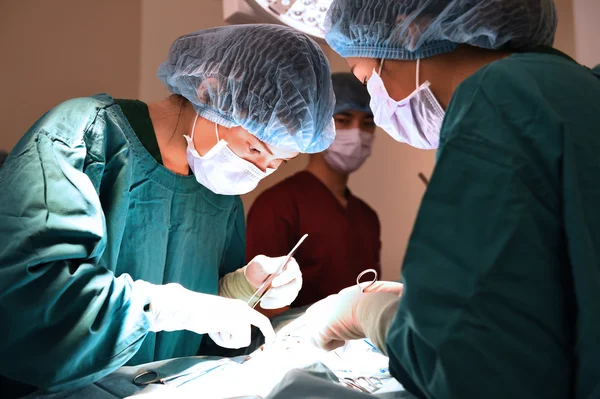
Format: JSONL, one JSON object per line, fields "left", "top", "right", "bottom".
{"left": 253, "top": 136, "right": 297, "bottom": 161}
{"left": 252, "top": 136, "right": 274, "bottom": 157}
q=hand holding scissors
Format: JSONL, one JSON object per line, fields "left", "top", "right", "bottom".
{"left": 278, "top": 269, "right": 403, "bottom": 351}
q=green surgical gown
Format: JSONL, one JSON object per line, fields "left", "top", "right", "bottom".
{"left": 387, "top": 51, "right": 600, "bottom": 398}
{"left": 0, "top": 94, "right": 246, "bottom": 392}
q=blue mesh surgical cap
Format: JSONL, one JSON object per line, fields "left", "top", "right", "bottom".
{"left": 324, "top": 0, "right": 558, "bottom": 60}
{"left": 158, "top": 24, "right": 335, "bottom": 153}
{"left": 332, "top": 73, "right": 372, "bottom": 115}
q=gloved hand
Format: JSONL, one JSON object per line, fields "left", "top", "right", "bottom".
{"left": 289, "top": 281, "right": 403, "bottom": 351}
{"left": 244, "top": 255, "right": 303, "bottom": 309}
{"left": 134, "top": 281, "right": 275, "bottom": 349}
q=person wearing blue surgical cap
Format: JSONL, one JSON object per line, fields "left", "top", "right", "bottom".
{"left": 0, "top": 24, "right": 334, "bottom": 397}
{"left": 295, "top": 1, "right": 600, "bottom": 398}
{"left": 246, "top": 73, "right": 380, "bottom": 317}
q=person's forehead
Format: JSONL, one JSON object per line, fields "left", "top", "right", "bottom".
{"left": 348, "top": 57, "right": 379, "bottom": 72}
{"left": 334, "top": 110, "right": 373, "bottom": 119}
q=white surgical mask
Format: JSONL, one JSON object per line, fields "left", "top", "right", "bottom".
{"left": 324, "top": 128, "right": 375, "bottom": 173}
{"left": 184, "top": 115, "right": 275, "bottom": 195}
{"left": 367, "top": 59, "right": 445, "bottom": 149}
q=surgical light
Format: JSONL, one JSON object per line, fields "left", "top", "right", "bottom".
{"left": 245, "top": 0, "right": 333, "bottom": 40}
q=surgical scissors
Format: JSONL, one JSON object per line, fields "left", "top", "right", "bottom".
{"left": 276, "top": 269, "right": 380, "bottom": 341}
{"left": 356, "top": 269, "right": 378, "bottom": 293}
{"left": 247, "top": 234, "right": 308, "bottom": 309}
{"left": 132, "top": 360, "right": 227, "bottom": 386}
{"left": 342, "top": 376, "right": 384, "bottom": 394}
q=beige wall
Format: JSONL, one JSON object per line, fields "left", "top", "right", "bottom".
{"left": 0, "top": 0, "right": 142, "bottom": 151}
{"left": 554, "top": 0, "right": 576, "bottom": 56}
{"left": 572, "top": 0, "right": 600, "bottom": 67}
{"left": 549, "top": 0, "right": 600, "bottom": 66}
{"left": 139, "top": 0, "right": 228, "bottom": 102}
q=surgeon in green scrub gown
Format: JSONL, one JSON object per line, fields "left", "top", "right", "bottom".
{"left": 0, "top": 24, "right": 335, "bottom": 396}
{"left": 294, "top": 1, "right": 600, "bottom": 398}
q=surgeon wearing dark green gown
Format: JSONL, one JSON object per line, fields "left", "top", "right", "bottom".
{"left": 296, "top": 1, "right": 600, "bottom": 398}
{"left": 0, "top": 24, "right": 335, "bottom": 396}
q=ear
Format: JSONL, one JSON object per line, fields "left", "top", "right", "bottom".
{"left": 196, "top": 77, "right": 220, "bottom": 106}
{"left": 393, "top": 15, "right": 434, "bottom": 51}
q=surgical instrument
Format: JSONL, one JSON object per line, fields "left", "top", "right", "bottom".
{"left": 247, "top": 234, "right": 308, "bottom": 309}
{"left": 132, "top": 359, "right": 230, "bottom": 386}
{"left": 356, "top": 269, "right": 378, "bottom": 293}
{"left": 342, "top": 376, "right": 384, "bottom": 393}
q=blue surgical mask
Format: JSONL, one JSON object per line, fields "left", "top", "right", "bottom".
{"left": 367, "top": 59, "right": 445, "bottom": 149}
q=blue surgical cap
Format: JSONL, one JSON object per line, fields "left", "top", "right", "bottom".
{"left": 325, "top": 0, "right": 558, "bottom": 60}
{"left": 332, "top": 73, "right": 372, "bottom": 115}
{"left": 158, "top": 24, "right": 335, "bottom": 153}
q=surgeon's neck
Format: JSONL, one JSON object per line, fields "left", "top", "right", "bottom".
{"left": 427, "top": 45, "right": 512, "bottom": 109}
{"left": 305, "top": 154, "right": 349, "bottom": 207}
{"left": 382, "top": 46, "right": 512, "bottom": 110}
{"left": 148, "top": 96, "right": 214, "bottom": 176}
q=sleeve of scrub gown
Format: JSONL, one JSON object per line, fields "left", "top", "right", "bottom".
{"left": 386, "top": 69, "right": 573, "bottom": 399}
{"left": 0, "top": 99, "right": 151, "bottom": 393}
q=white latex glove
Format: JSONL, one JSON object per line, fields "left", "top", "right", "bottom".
{"left": 284, "top": 281, "right": 403, "bottom": 351}
{"left": 134, "top": 281, "right": 275, "bottom": 349}
{"left": 244, "top": 255, "right": 303, "bottom": 309}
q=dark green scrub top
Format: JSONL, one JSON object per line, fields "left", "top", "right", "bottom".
{"left": 387, "top": 48, "right": 600, "bottom": 399}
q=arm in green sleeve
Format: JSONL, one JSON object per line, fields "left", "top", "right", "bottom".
{"left": 0, "top": 100, "right": 151, "bottom": 392}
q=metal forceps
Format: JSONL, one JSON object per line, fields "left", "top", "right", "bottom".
{"left": 356, "top": 269, "right": 378, "bottom": 293}
{"left": 132, "top": 361, "right": 226, "bottom": 386}
{"left": 247, "top": 234, "right": 308, "bottom": 309}
{"left": 342, "top": 376, "right": 384, "bottom": 394}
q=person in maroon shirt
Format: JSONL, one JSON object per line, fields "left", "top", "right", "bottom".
{"left": 246, "top": 72, "right": 381, "bottom": 316}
